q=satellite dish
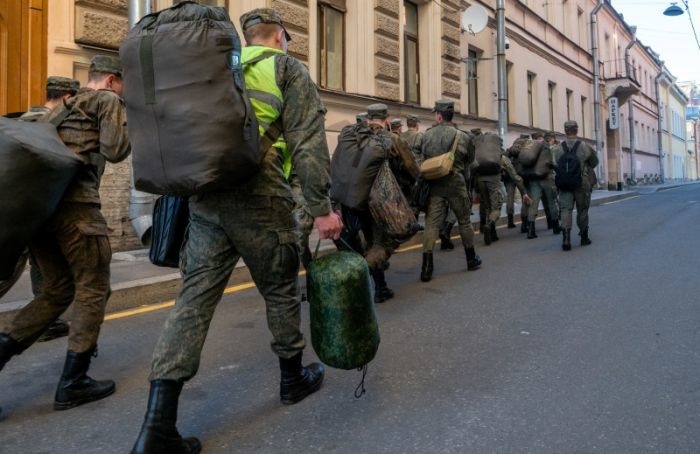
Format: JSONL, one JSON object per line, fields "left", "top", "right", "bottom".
{"left": 462, "top": 5, "right": 488, "bottom": 35}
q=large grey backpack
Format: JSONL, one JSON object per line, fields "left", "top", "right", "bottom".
{"left": 119, "top": 1, "right": 260, "bottom": 196}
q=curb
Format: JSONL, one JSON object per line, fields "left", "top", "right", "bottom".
{"left": 0, "top": 190, "right": 643, "bottom": 324}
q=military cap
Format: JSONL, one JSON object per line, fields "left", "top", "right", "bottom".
{"left": 470, "top": 128, "right": 482, "bottom": 135}
{"left": 406, "top": 114, "right": 420, "bottom": 123}
{"left": 367, "top": 103, "right": 389, "bottom": 119}
{"left": 356, "top": 112, "right": 368, "bottom": 123}
{"left": 531, "top": 131, "right": 544, "bottom": 139}
{"left": 544, "top": 130, "right": 556, "bottom": 138}
{"left": 432, "top": 99, "right": 454, "bottom": 113}
{"left": 89, "top": 55, "right": 122, "bottom": 77}
{"left": 46, "top": 76, "right": 79, "bottom": 94}
{"left": 519, "top": 133, "right": 530, "bottom": 139}
{"left": 564, "top": 120, "right": 578, "bottom": 130}
{"left": 240, "top": 8, "right": 292, "bottom": 41}
{"left": 390, "top": 118, "right": 403, "bottom": 129}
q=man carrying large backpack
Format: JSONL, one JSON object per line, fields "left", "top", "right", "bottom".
{"left": 130, "top": 8, "right": 342, "bottom": 454}
{"left": 553, "top": 120, "right": 599, "bottom": 251}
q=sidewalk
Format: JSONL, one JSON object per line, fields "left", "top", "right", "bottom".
{"left": 1, "top": 182, "right": 695, "bottom": 318}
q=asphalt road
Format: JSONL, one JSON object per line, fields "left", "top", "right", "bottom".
{"left": 1, "top": 185, "right": 699, "bottom": 453}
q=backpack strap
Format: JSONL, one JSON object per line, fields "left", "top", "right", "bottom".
{"left": 562, "top": 140, "right": 580, "bottom": 154}
{"left": 48, "top": 106, "right": 72, "bottom": 128}
{"left": 243, "top": 51, "right": 285, "bottom": 152}
{"left": 244, "top": 50, "right": 280, "bottom": 66}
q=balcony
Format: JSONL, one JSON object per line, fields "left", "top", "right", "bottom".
{"left": 601, "top": 58, "right": 640, "bottom": 105}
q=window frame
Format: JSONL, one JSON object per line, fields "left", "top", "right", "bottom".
{"left": 317, "top": 0, "right": 346, "bottom": 91}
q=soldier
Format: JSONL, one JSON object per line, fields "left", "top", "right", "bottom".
{"left": 0, "top": 56, "right": 130, "bottom": 412}
{"left": 419, "top": 100, "right": 481, "bottom": 282}
{"left": 401, "top": 114, "right": 423, "bottom": 164}
{"left": 504, "top": 134, "right": 530, "bottom": 229}
{"left": 356, "top": 112, "right": 368, "bottom": 126}
{"left": 526, "top": 131, "right": 560, "bottom": 239}
{"left": 131, "top": 10, "right": 343, "bottom": 453}
{"left": 18, "top": 76, "right": 81, "bottom": 342}
{"left": 475, "top": 132, "right": 532, "bottom": 245}
{"left": 335, "top": 103, "right": 419, "bottom": 304}
{"left": 553, "top": 120, "right": 599, "bottom": 250}
{"left": 19, "top": 76, "right": 79, "bottom": 121}
{"left": 390, "top": 118, "right": 403, "bottom": 134}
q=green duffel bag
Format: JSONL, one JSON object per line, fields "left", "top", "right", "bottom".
{"left": 307, "top": 250, "right": 380, "bottom": 370}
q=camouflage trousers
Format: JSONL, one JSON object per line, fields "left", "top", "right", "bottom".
{"left": 477, "top": 176, "right": 504, "bottom": 224}
{"left": 290, "top": 179, "right": 314, "bottom": 269}
{"left": 528, "top": 178, "right": 559, "bottom": 221}
{"left": 5, "top": 202, "right": 111, "bottom": 353}
{"left": 423, "top": 191, "right": 475, "bottom": 252}
{"left": 558, "top": 189, "right": 591, "bottom": 231}
{"left": 336, "top": 205, "right": 394, "bottom": 271}
{"left": 150, "top": 194, "right": 304, "bottom": 382}
{"left": 504, "top": 180, "right": 526, "bottom": 219}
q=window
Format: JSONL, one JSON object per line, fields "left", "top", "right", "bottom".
{"left": 318, "top": 0, "right": 345, "bottom": 90}
{"left": 562, "top": 0, "right": 570, "bottom": 36}
{"left": 404, "top": 1, "right": 420, "bottom": 104}
{"left": 566, "top": 89, "right": 573, "bottom": 121}
{"left": 507, "top": 62, "right": 514, "bottom": 123}
{"left": 467, "top": 49, "right": 479, "bottom": 116}
{"left": 548, "top": 82, "right": 556, "bottom": 130}
{"left": 577, "top": 8, "right": 586, "bottom": 49}
{"left": 527, "top": 72, "right": 536, "bottom": 127}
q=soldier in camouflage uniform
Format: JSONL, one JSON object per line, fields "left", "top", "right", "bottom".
{"left": 335, "top": 103, "right": 419, "bottom": 304}
{"left": 390, "top": 118, "right": 403, "bottom": 134}
{"left": 401, "top": 114, "right": 423, "bottom": 164}
{"left": 553, "top": 120, "right": 599, "bottom": 250}
{"left": 18, "top": 76, "right": 81, "bottom": 342}
{"left": 525, "top": 131, "right": 560, "bottom": 239}
{"left": 419, "top": 100, "right": 482, "bottom": 282}
{"left": 131, "top": 10, "right": 343, "bottom": 454}
{"left": 0, "top": 56, "right": 130, "bottom": 412}
{"left": 504, "top": 134, "right": 530, "bottom": 229}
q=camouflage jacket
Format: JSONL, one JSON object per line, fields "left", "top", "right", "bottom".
{"left": 231, "top": 48, "right": 332, "bottom": 218}
{"left": 400, "top": 129, "right": 424, "bottom": 164}
{"left": 388, "top": 129, "right": 420, "bottom": 196}
{"left": 18, "top": 106, "right": 50, "bottom": 122}
{"left": 44, "top": 87, "right": 130, "bottom": 205}
{"left": 553, "top": 138, "right": 599, "bottom": 191}
{"left": 420, "top": 122, "right": 475, "bottom": 191}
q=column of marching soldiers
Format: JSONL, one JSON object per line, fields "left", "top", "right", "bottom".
{"left": 0, "top": 7, "right": 598, "bottom": 453}
{"left": 340, "top": 101, "right": 598, "bottom": 299}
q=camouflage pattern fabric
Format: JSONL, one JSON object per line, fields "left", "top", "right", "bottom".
{"left": 150, "top": 47, "right": 333, "bottom": 381}
{"left": 476, "top": 174, "right": 504, "bottom": 224}
{"left": 6, "top": 203, "right": 111, "bottom": 353}
{"left": 18, "top": 106, "right": 50, "bottom": 122}
{"left": 420, "top": 122, "right": 476, "bottom": 252}
{"left": 43, "top": 87, "right": 130, "bottom": 205}
{"left": 401, "top": 129, "right": 424, "bottom": 164}
{"left": 553, "top": 139, "right": 599, "bottom": 231}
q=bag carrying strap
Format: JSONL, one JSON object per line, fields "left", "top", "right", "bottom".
{"left": 449, "top": 129, "right": 461, "bottom": 156}
{"left": 48, "top": 106, "right": 72, "bottom": 128}
{"left": 561, "top": 140, "right": 580, "bottom": 154}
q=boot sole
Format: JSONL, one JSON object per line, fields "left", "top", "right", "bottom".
{"left": 54, "top": 385, "right": 116, "bottom": 411}
{"left": 280, "top": 377, "right": 324, "bottom": 405}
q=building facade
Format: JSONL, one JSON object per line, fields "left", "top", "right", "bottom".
{"left": 2, "top": 0, "right": 694, "bottom": 250}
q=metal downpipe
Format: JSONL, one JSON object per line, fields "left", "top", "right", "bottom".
{"left": 625, "top": 35, "right": 637, "bottom": 182}
{"left": 655, "top": 70, "right": 666, "bottom": 182}
{"left": 128, "top": 0, "right": 154, "bottom": 245}
{"left": 590, "top": 0, "right": 604, "bottom": 186}
{"left": 496, "top": 0, "right": 507, "bottom": 138}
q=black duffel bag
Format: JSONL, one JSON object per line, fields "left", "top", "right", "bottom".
{"left": 149, "top": 195, "right": 190, "bottom": 268}
{"left": 0, "top": 117, "right": 82, "bottom": 279}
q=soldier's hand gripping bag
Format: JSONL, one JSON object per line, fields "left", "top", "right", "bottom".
{"left": 0, "top": 118, "right": 82, "bottom": 279}
{"left": 119, "top": 1, "right": 259, "bottom": 196}
{"left": 307, "top": 251, "right": 380, "bottom": 370}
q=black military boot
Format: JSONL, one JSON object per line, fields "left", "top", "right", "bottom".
{"left": 371, "top": 269, "right": 394, "bottom": 303}
{"left": 580, "top": 228, "right": 592, "bottom": 246}
{"left": 465, "top": 247, "right": 482, "bottom": 271}
{"left": 132, "top": 380, "right": 202, "bottom": 454}
{"left": 562, "top": 229, "right": 572, "bottom": 251}
{"left": 507, "top": 214, "right": 516, "bottom": 228}
{"left": 490, "top": 221, "right": 499, "bottom": 242}
{"left": 54, "top": 348, "right": 116, "bottom": 410}
{"left": 279, "top": 352, "right": 324, "bottom": 405}
{"left": 552, "top": 220, "right": 562, "bottom": 235}
{"left": 520, "top": 216, "right": 528, "bottom": 233}
{"left": 0, "top": 333, "right": 23, "bottom": 371}
{"left": 439, "top": 221, "right": 455, "bottom": 250}
{"left": 546, "top": 218, "right": 554, "bottom": 230}
{"left": 483, "top": 222, "right": 492, "bottom": 245}
{"left": 420, "top": 252, "right": 433, "bottom": 282}
{"left": 527, "top": 221, "right": 538, "bottom": 239}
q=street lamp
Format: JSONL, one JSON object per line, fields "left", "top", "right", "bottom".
{"left": 662, "top": 0, "right": 700, "bottom": 52}
{"left": 663, "top": 2, "right": 684, "bottom": 16}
